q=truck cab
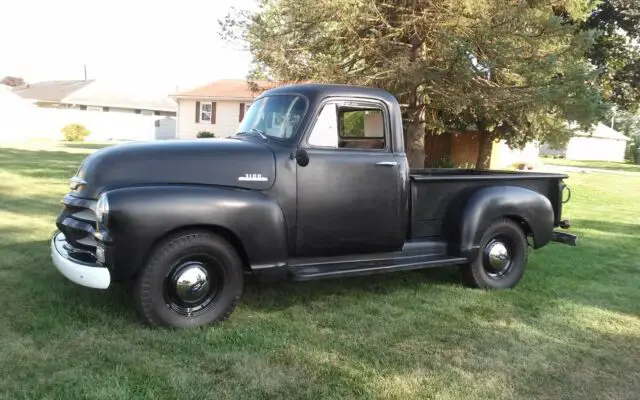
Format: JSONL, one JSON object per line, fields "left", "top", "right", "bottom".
{"left": 51, "top": 83, "right": 576, "bottom": 328}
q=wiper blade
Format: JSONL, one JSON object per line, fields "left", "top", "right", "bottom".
{"left": 249, "top": 128, "right": 268, "bottom": 140}
{"left": 236, "top": 128, "right": 267, "bottom": 140}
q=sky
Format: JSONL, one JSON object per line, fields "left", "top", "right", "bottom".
{"left": 1, "top": 0, "right": 257, "bottom": 94}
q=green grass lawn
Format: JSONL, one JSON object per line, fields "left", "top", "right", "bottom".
{"left": 542, "top": 157, "right": 640, "bottom": 172}
{"left": 1, "top": 142, "right": 639, "bottom": 399}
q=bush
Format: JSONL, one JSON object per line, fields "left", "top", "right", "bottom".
{"left": 625, "top": 135, "right": 639, "bottom": 163}
{"left": 427, "top": 156, "right": 455, "bottom": 168}
{"left": 512, "top": 161, "right": 535, "bottom": 170}
{"left": 61, "top": 123, "right": 90, "bottom": 142}
{"left": 197, "top": 131, "right": 216, "bottom": 138}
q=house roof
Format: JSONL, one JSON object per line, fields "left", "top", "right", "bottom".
{"left": 171, "top": 79, "right": 277, "bottom": 100}
{"left": 575, "top": 123, "right": 630, "bottom": 141}
{"left": 12, "top": 80, "right": 94, "bottom": 102}
{"left": 11, "top": 79, "right": 177, "bottom": 112}
{"left": 63, "top": 80, "right": 177, "bottom": 112}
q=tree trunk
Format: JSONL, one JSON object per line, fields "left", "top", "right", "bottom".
{"left": 475, "top": 121, "right": 494, "bottom": 170}
{"left": 406, "top": 120, "right": 425, "bottom": 168}
{"left": 400, "top": 84, "right": 425, "bottom": 169}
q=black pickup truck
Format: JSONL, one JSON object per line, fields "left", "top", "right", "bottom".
{"left": 51, "top": 83, "right": 576, "bottom": 328}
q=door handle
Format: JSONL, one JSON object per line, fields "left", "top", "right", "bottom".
{"left": 375, "top": 161, "right": 397, "bottom": 167}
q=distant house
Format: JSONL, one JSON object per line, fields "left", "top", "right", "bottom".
{"left": 170, "top": 79, "right": 274, "bottom": 139}
{"left": 12, "top": 80, "right": 177, "bottom": 116}
{"left": 5, "top": 81, "right": 178, "bottom": 142}
{"left": 540, "top": 123, "right": 630, "bottom": 162}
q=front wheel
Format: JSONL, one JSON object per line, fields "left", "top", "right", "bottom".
{"left": 461, "top": 218, "right": 528, "bottom": 289}
{"left": 133, "top": 231, "right": 244, "bottom": 328}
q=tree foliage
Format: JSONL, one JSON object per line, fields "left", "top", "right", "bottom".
{"left": 555, "top": 0, "right": 640, "bottom": 111}
{"left": 581, "top": 0, "right": 640, "bottom": 111}
{"left": 614, "top": 110, "right": 640, "bottom": 137}
{"left": 222, "top": 0, "right": 607, "bottom": 168}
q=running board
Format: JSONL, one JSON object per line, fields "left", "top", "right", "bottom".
{"left": 289, "top": 254, "right": 467, "bottom": 281}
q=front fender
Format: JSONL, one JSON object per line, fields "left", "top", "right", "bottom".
{"left": 453, "top": 185, "right": 554, "bottom": 259}
{"left": 103, "top": 185, "right": 287, "bottom": 282}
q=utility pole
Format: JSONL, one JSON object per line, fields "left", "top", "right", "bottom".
{"left": 83, "top": 64, "right": 87, "bottom": 81}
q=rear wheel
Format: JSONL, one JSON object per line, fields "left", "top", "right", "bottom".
{"left": 133, "top": 231, "right": 243, "bottom": 328}
{"left": 461, "top": 218, "right": 528, "bottom": 289}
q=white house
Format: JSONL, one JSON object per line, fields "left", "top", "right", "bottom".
{"left": 170, "top": 79, "right": 274, "bottom": 139}
{"left": 540, "top": 123, "right": 630, "bottom": 162}
{"left": 5, "top": 81, "right": 177, "bottom": 142}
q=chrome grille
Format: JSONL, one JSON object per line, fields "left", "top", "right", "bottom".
{"left": 72, "top": 209, "right": 97, "bottom": 223}
{"left": 57, "top": 194, "right": 98, "bottom": 253}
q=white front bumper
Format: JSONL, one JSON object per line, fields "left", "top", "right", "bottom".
{"left": 51, "top": 232, "right": 111, "bottom": 289}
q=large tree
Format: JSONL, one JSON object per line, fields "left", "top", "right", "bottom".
{"left": 581, "top": 0, "right": 640, "bottom": 112}
{"left": 222, "top": 0, "right": 606, "bottom": 168}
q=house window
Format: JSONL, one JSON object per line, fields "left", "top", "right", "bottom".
{"left": 103, "top": 107, "right": 110, "bottom": 112}
{"left": 197, "top": 102, "right": 216, "bottom": 124}
{"left": 239, "top": 103, "right": 246, "bottom": 122}
{"left": 80, "top": 105, "right": 87, "bottom": 111}
{"left": 134, "top": 109, "right": 141, "bottom": 114}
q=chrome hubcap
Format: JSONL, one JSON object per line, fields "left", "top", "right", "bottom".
{"left": 487, "top": 242, "right": 510, "bottom": 270}
{"left": 174, "top": 263, "right": 210, "bottom": 304}
{"left": 483, "top": 239, "right": 512, "bottom": 277}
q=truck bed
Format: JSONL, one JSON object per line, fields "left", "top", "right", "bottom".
{"left": 409, "top": 168, "right": 568, "bottom": 239}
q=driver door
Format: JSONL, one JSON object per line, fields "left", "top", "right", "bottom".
{"left": 295, "top": 99, "right": 404, "bottom": 257}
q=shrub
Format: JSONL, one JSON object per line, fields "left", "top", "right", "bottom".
{"left": 197, "top": 131, "right": 216, "bottom": 138}
{"left": 61, "top": 123, "right": 90, "bottom": 142}
{"left": 427, "top": 156, "right": 455, "bottom": 168}
{"left": 512, "top": 161, "right": 535, "bottom": 170}
{"left": 625, "top": 135, "right": 639, "bottom": 163}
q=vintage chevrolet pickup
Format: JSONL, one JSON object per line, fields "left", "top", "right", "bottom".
{"left": 51, "top": 83, "right": 577, "bottom": 328}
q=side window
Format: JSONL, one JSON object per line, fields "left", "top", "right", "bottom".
{"left": 308, "top": 103, "right": 386, "bottom": 150}
{"left": 308, "top": 104, "right": 338, "bottom": 147}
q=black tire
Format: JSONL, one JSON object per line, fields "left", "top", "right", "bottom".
{"left": 133, "top": 231, "right": 243, "bottom": 328}
{"left": 461, "top": 218, "right": 528, "bottom": 289}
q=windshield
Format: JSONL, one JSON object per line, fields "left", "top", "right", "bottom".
{"left": 236, "top": 95, "right": 307, "bottom": 140}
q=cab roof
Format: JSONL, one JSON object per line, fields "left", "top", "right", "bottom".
{"left": 256, "top": 83, "right": 399, "bottom": 105}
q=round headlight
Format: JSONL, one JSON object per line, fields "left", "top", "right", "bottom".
{"left": 96, "top": 193, "right": 109, "bottom": 226}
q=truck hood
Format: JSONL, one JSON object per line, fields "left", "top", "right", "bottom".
{"left": 71, "top": 138, "right": 276, "bottom": 198}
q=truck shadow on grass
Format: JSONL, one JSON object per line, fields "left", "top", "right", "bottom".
{"left": 242, "top": 267, "right": 462, "bottom": 312}
{"left": 5, "top": 218, "right": 638, "bottom": 331}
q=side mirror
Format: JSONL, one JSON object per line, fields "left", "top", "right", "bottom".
{"left": 295, "top": 149, "right": 309, "bottom": 167}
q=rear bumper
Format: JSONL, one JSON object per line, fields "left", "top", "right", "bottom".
{"left": 51, "top": 231, "right": 111, "bottom": 289}
{"left": 551, "top": 231, "right": 578, "bottom": 246}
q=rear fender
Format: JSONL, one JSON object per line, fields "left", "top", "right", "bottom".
{"left": 104, "top": 185, "right": 287, "bottom": 282}
{"left": 450, "top": 186, "right": 554, "bottom": 259}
